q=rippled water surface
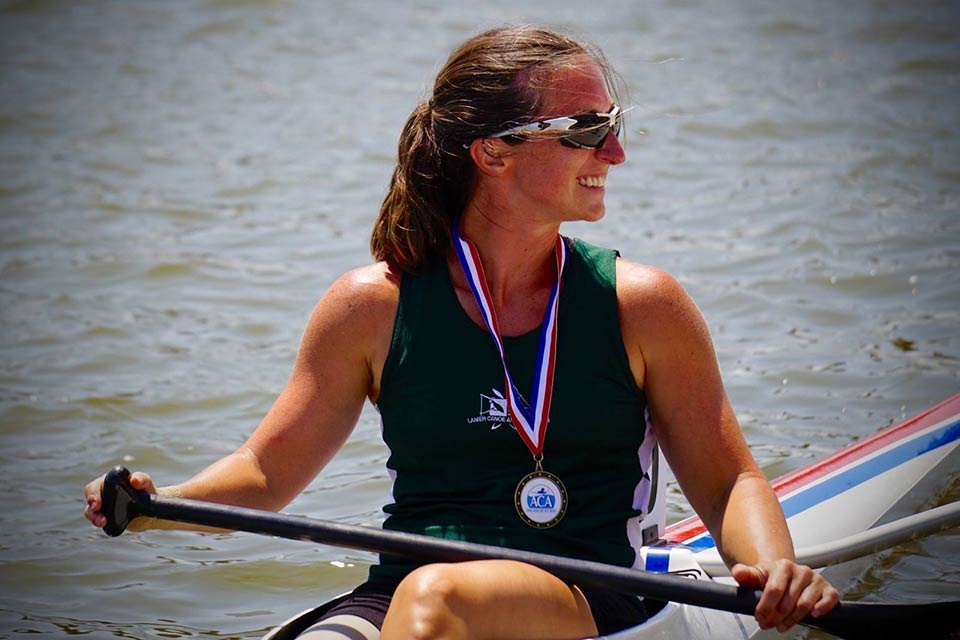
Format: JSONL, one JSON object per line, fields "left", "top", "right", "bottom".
{"left": 1, "top": 1, "right": 958, "bottom": 638}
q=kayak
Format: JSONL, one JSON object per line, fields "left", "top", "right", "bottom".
{"left": 618, "top": 392, "right": 960, "bottom": 639}
{"left": 261, "top": 393, "right": 960, "bottom": 639}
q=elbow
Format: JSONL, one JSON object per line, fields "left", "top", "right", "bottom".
{"left": 235, "top": 447, "right": 298, "bottom": 511}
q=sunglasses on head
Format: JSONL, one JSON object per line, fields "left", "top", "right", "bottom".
{"left": 488, "top": 104, "right": 623, "bottom": 150}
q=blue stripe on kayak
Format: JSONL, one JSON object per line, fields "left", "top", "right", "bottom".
{"left": 644, "top": 547, "right": 671, "bottom": 573}
{"left": 684, "top": 418, "right": 960, "bottom": 551}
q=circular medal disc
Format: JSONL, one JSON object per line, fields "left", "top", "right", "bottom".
{"left": 515, "top": 470, "right": 567, "bottom": 529}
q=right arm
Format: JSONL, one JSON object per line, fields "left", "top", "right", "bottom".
{"left": 84, "top": 263, "right": 400, "bottom": 531}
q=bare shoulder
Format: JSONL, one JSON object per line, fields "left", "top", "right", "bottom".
{"left": 615, "top": 258, "right": 697, "bottom": 316}
{"left": 300, "top": 262, "right": 400, "bottom": 359}
{"left": 615, "top": 258, "right": 714, "bottom": 388}
{"left": 330, "top": 262, "right": 400, "bottom": 297}
{"left": 313, "top": 262, "right": 400, "bottom": 324}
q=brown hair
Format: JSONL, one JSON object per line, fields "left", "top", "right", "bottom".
{"left": 370, "top": 25, "right": 619, "bottom": 273}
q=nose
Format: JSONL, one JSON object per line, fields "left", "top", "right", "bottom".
{"left": 597, "top": 130, "right": 626, "bottom": 165}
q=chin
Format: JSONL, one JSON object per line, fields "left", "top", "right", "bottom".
{"left": 581, "top": 207, "right": 606, "bottom": 222}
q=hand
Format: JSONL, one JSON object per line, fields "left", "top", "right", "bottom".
{"left": 83, "top": 471, "right": 157, "bottom": 531}
{"left": 731, "top": 559, "right": 840, "bottom": 633}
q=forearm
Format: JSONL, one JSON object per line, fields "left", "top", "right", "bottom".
{"left": 128, "top": 484, "right": 206, "bottom": 533}
{"left": 712, "top": 471, "right": 795, "bottom": 568}
{"left": 130, "top": 447, "right": 286, "bottom": 533}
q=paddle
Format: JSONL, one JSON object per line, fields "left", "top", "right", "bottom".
{"left": 695, "top": 500, "right": 960, "bottom": 577}
{"left": 100, "top": 466, "right": 959, "bottom": 640}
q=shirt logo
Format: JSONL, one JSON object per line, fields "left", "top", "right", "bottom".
{"left": 467, "top": 388, "right": 511, "bottom": 430}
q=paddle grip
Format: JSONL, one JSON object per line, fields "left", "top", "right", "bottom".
{"left": 100, "top": 465, "right": 151, "bottom": 537}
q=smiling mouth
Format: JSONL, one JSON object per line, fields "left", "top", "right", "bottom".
{"left": 577, "top": 176, "right": 605, "bottom": 188}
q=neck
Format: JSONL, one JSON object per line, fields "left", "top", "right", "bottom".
{"left": 454, "top": 207, "right": 561, "bottom": 307}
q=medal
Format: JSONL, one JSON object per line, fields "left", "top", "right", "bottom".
{"left": 453, "top": 225, "right": 568, "bottom": 528}
{"left": 515, "top": 460, "right": 567, "bottom": 528}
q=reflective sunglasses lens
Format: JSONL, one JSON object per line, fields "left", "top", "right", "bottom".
{"left": 565, "top": 117, "right": 619, "bottom": 149}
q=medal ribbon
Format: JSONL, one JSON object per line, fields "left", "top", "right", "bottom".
{"left": 453, "top": 225, "right": 567, "bottom": 456}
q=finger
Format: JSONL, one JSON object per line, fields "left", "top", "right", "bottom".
{"left": 130, "top": 472, "right": 147, "bottom": 489}
{"left": 754, "top": 561, "right": 790, "bottom": 629}
{"left": 82, "top": 500, "right": 106, "bottom": 528}
{"left": 730, "top": 563, "right": 766, "bottom": 589}
{"left": 776, "top": 573, "right": 816, "bottom": 632}
{"left": 129, "top": 471, "right": 156, "bottom": 493}
{"left": 778, "top": 573, "right": 834, "bottom": 632}
{"left": 810, "top": 581, "right": 841, "bottom": 618}
{"left": 83, "top": 476, "right": 104, "bottom": 509}
{"left": 770, "top": 564, "right": 821, "bottom": 632}
{"left": 83, "top": 477, "right": 105, "bottom": 525}
{"left": 731, "top": 562, "right": 782, "bottom": 629}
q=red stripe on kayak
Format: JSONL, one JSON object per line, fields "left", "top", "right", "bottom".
{"left": 664, "top": 393, "right": 960, "bottom": 545}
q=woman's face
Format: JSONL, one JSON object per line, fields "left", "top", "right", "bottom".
{"left": 503, "top": 62, "right": 627, "bottom": 225}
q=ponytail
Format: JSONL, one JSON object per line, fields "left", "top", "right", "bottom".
{"left": 371, "top": 102, "right": 461, "bottom": 273}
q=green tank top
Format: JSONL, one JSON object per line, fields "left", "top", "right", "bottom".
{"left": 372, "top": 238, "right": 654, "bottom": 580}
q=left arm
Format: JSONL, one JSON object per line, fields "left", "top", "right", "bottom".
{"left": 616, "top": 260, "right": 839, "bottom": 632}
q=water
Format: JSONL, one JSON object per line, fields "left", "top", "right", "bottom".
{"left": 1, "top": 0, "right": 958, "bottom": 638}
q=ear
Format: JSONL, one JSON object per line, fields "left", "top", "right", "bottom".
{"left": 468, "top": 138, "right": 510, "bottom": 177}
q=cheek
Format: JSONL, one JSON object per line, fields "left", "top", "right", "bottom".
{"left": 519, "top": 155, "right": 581, "bottom": 193}
{"left": 521, "top": 169, "right": 573, "bottom": 204}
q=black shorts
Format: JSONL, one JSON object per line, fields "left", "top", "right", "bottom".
{"left": 317, "top": 577, "right": 655, "bottom": 635}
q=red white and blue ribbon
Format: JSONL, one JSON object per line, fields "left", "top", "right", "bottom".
{"left": 453, "top": 225, "right": 567, "bottom": 457}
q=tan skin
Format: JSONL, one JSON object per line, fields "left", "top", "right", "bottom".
{"left": 85, "top": 62, "right": 839, "bottom": 638}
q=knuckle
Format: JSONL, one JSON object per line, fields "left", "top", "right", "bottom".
{"left": 765, "top": 581, "right": 786, "bottom": 599}
{"left": 796, "top": 592, "right": 818, "bottom": 612}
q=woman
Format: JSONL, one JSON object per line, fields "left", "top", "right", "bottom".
{"left": 85, "top": 26, "right": 839, "bottom": 639}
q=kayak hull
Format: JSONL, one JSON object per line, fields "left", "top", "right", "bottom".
{"left": 601, "top": 601, "right": 751, "bottom": 640}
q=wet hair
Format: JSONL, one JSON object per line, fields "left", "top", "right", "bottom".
{"left": 370, "top": 25, "right": 620, "bottom": 273}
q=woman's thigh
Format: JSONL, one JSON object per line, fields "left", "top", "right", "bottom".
{"left": 380, "top": 559, "right": 597, "bottom": 640}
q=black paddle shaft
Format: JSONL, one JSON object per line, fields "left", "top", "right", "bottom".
{"left": 99, "top": 466, "right": 959, "bottom": 640}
